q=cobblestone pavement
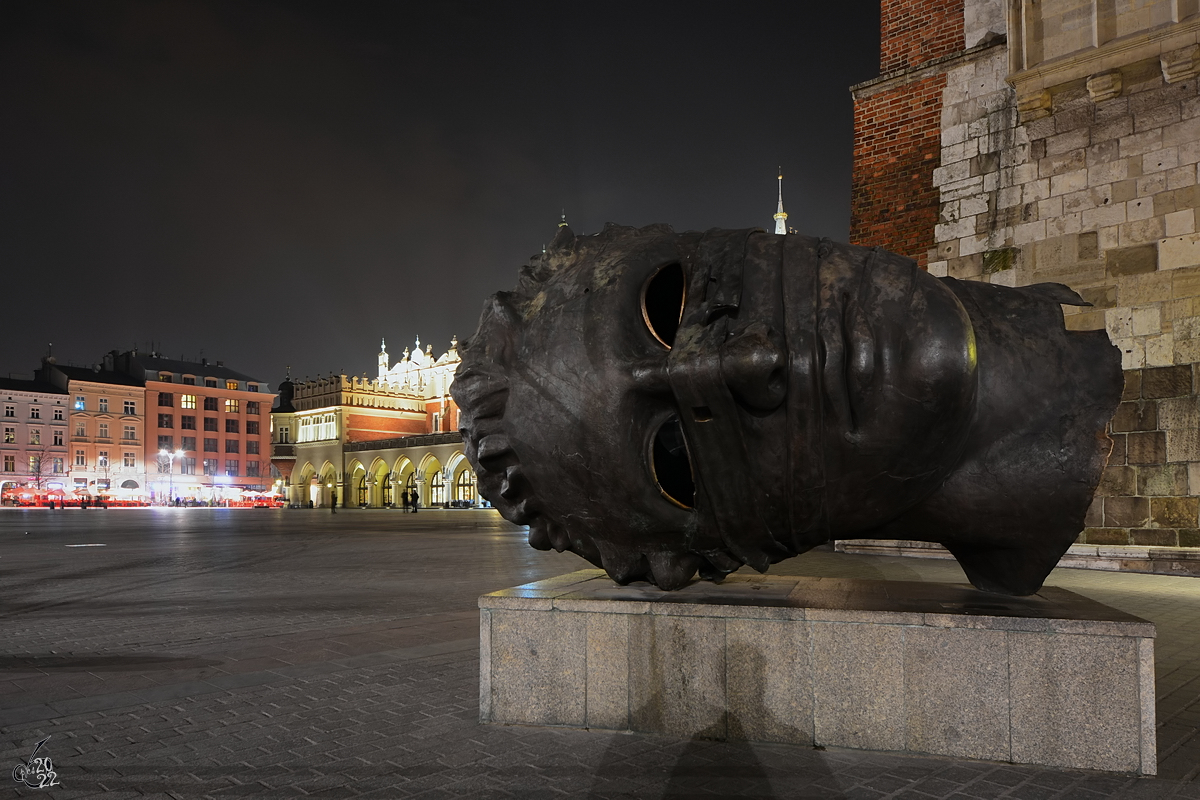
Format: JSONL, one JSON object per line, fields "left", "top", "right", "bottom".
{"left": 1, "top": 507, "right": 1198, "bottom": 799}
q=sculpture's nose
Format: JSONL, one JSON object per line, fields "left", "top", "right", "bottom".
{"left": 720, "top": 322, "right": 786, "bottom": 411}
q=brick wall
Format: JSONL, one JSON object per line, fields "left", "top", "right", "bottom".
{"left": 850, "top": 74, "right": 946, "bottom": 265}
{"left": 880, "top": 0, "right": 964, "bottom": 73}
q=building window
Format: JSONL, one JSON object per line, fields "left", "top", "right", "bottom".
{"left": 29, "top": 429, "right": 40, "bottom": 445}
{"left": 123, "top": 400, "right": 136, "bottom": 415}
{"left": 205, "top": 378, "right": 217, "bottom": 388}
{"left": 225, "top": 439, "right": 239, "bottom": 453}
{"left": 430, "top": 471, "right": 445, "bottom": 505}
{"left": 180, "top": 415, "right": 196, "bottom": 430}
{"left": 99, "top": 398, "right": 109, "bottom": 412}
{"left": 204, "top": 438, "right": 218, "bottom": 452}
{"left": 246, "top": 421, "right": 259, "bottom": 435}
{"left": 53, "top": 408, "right": 63, "bottom": 421}
{"left": 432, "top": 413, "right": 439, "bottom": 432}
{"left": 73, "top": 397, "right": 84, "bottom": 411}
{"left": 247, "top": 401, "right": 260, "bottom": 415}
{"left": 123, "top": 426, "right": 136, "bottom": 440}
{"left": 203, "top": 458, "right": 218, "bottom": 476}
{"left": 181, "top": 436, "right": 196, "bottom": 451}
{"left": 52, "top": 458, "right": 64, "bottom": 474}
{"left": 158, "top": 392, "right": 173, "bottom": 407}
{"left": 278, "top": 426, "right": 290, "bottom": 444}
{"left": 74, "top": 420, "right": 86, "bottom": 437}
{"left": 225, "top": 399, "right": 240, "bottom": 414}
{"left": 180, "top": 395, "right": 197, "bottom": 410}
{"left": 246, "top": 460, "right": 260, "bottom": 477}
{"left": 98, "top": 451, "right": 109, "bottom": 468}
{"left": 2, "top": 455, "right": 13, "bottom": 472}
{"left": 248, "top": 384, "right": 259, "bottom": 393}
{"left": 74, "top": 450, "right": 85, "bottom": 467}
{"left": 2, "top": 427, "right": 12, "bottom": 444}
{"left": 4, "top": 405, "right": 16, "bottom": 417}
{"left": 225, "top": 380, "right": 238, "bottom": 390}
{"left": 28, "top": 455, "right": 39, "bottom": 474}
{"left": 204, "top": 397, "right": 218, "bottom": 411}
{"left": 53, "top": 430, "right": 63, "bottom": 446}
{"left": 181, "top": 457, "right": 196, "bottom": 475}
{"left": 157, "top": 414, "right": 173, "bottom": 429}
{"left": 30, "top": 407, "right": 40, "bottom": 419}
{"left": 199, "top": 418, "right": 216, "bottom": 434}
{"left": 225, "top": 459, "right": 238, "bottom": 477}
{"left": 456, "top": 470, "right": 477, "bottom": 503}
{"left": 226, "top": 419, "right": 239, "bottom": 434}
{"left": 246, "top": 440, "right": 259, "bottom": 454}
{"left": 158, "top": 373, "right": 173, "bottom": 383}
{"left": 124, "top": 452, "right": 135, "bottom": 468}
{"left": 157, "top": 457, "right": 170, "bottom": 474}
{"left": 183, "top": 376, "right": 195, "bottom": 385}
{"left": 98, "top": 422, "right": 109, "bottom": 439}
{"left": 157, "top": 435, "right": 173, "bottom": 450}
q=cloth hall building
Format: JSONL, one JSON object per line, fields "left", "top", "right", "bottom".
{"left": 271, "top": 336, "right": 476, "bottom": 509}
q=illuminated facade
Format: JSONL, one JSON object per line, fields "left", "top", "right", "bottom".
{"left": 272, "top": 336, "right": 475, "bottom": 508}
{"left": 36, "top": 363, "right": 146, "bottom": 502}
{"left": 0, "top": 377, "right": 70, "bottom": 504}
{"left": 105, "top": 352, "right": 277, "bottom": 504}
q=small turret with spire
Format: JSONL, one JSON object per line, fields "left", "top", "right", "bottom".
{"left": 559, "top": 209, "right": 569, "bottom": 228}
{"left": 774, "top": 167, "right": 789, "bottom": 235}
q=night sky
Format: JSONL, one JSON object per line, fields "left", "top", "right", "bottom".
{"left": 0, "top": 1, "right": 880, "bottom": 389}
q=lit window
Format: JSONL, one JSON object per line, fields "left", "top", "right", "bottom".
{"left": 73, "top": 397, "right": 84, "bottom": 411}
{"left": 225, "top": 399, "right": 240, "bottom": 414}
{"left": 226, "top": 380, "right": 239, "bottom": 390}
{"left": 29, "top": 429, "right": 40, "bottom": 445}
{"left": 181, "top": 395, "right": 196, "bottom": 409}
{"left": 28, "top": 455, "right": 39, "bottom": 473}
{"left": 52, "top": 458, "right": 64, "bottom": 474}
{"left": 98, "top": 451, "right": 109, "bottom": 468}
{"left": 2, "top": 427, "right": 12, "bottom": 443}
{"left": 159, "top": 373, "right": 173, "bottom": 383}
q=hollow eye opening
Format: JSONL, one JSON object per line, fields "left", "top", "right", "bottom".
{"left": 642, "top": 262, "right": 685, "bottom": 348}
{"left": 651, "top": 415, "right": 695, "bottom": 509}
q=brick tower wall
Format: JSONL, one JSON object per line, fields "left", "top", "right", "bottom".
{"left": 850, "top": 0, "right": 965, "bottom": 265}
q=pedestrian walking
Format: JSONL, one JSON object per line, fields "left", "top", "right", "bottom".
{"left": 330, "top": 491, "right": 337, "bottom": 514}
{"left": 410, "top": 489, "right": 418, "bottom": 514}
{"left": 402, "top": 491, "right": 410, "bottom": 513}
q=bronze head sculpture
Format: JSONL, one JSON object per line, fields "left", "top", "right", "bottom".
{"left": 452, "top": 224, "right": 1123, "bottom": 596}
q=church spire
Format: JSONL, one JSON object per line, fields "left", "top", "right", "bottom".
{"left": 774, "top": 168, "right": 788, "bottom": 235}
{"left": 558, "top": 209, "right": 569, "bottom": 228}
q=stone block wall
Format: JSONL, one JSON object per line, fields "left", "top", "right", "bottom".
{"left": 853, "top": 0, "right": 1200, "bottom": 555}
{"left": 1087, "top": 364, "right": 1200, "bottom": 546}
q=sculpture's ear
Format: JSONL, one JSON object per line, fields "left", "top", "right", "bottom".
{"left": 1022, "top": 282, "right": 1090, "bottom": 306}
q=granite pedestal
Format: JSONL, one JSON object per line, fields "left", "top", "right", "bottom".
{"left": 479, "top": 570, "right": 1157, "bottom": 774}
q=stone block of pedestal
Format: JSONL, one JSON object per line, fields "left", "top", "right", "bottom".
{"left": 478, "top": 570, "right": 1156, "bottom": 774}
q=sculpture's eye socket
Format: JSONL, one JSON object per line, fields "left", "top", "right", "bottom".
{"left": 642, "top": 262, "right": 685, "bottom": 348}
{"left": 651, "top": 414, "right": 695, "bottom": 509}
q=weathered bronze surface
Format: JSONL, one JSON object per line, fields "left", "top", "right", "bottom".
{"left": 452, "top": 225, "right": 1123, "bottom": 595}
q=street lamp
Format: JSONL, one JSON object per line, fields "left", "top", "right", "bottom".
{"left": 158, "top": 448, "right": 180, "bottom": 506}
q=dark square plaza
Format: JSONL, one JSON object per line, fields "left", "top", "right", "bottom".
{"left": 2, "top": 508, "right": 1199, "bottom": 798}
